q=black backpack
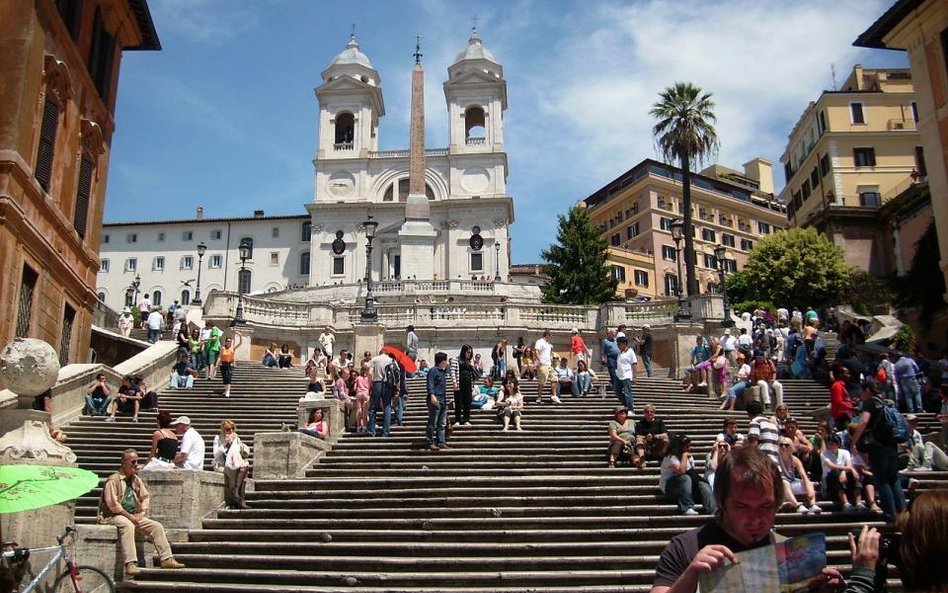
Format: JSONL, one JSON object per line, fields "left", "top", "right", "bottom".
{"left": 384, "top": 361, "right": 400, "bottom": 388}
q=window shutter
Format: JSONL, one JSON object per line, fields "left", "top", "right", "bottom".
{"left": 35, "top": 98, "right": 59, "bottom": 191}
{"left": 74, "top": 157, "right": 94, "bottom": 237}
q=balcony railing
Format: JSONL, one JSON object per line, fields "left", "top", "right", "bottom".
{"left": 887, "top": 118, "right": 916, "bottom": 131}
{"left": 333, "top": 142, "right": 354, "bottom": 151}
{"left": 368, "top": 148, "right": 450, "bottom": 159}
{"left": 466, "top": 137, "right": 486, "bottom": 146}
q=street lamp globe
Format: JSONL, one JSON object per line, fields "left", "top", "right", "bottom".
{"left": 670, "top": 219, "right": 683, "bottom": 243}
{"left": 238, "top": 239, "right": 251, "bottom": 262}
{"left": 713, "top": 244, "right": 726, "bottom": 263}
{"left": 197, "top": 242, "right": 207, "bottom": 257}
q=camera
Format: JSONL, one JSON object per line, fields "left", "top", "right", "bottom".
{"left": 851, "top": 528, "right": 901, "bottom": 593}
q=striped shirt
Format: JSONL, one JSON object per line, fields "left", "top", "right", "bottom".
{"left": 748, "top": 415, "right": 780, "bottom": 461}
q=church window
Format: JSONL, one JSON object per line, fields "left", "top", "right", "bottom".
{"left": 470, "top": 252, "right": 484, "bottom": 272}
{"left": 301, "top": 221, "right": 312, "bottom": 242}
{"left": 464, "top": 106, "right": 486, "bottom": 145}
{"left": 332, "top": 257, "right": 344, "bottom": 276}
{"left": 299, "top": 252, "right": 310, "bottom": 277}
{"left": 383, "top": 178, "right": 435, "bottom": 202}
{"left": 181, "top": 290, "right": 190, "bottom": 305}
{"left": 152, "top": 290, "right": 162, "bottom": 306}
{"left": 334, "top": 113, "right": 355, "bottom": 149}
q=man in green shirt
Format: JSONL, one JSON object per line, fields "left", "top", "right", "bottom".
{"left": 204, "top": 321, "right": 223, "bottom": 380}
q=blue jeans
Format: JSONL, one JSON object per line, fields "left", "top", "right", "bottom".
{"left": 868, "top": 446, "right": 905, "bottom": 521}
{"left": 85, "top": 396, "right": 111, "bottom": 416}
{"left": 426, "top": 398, "right": 447, "bottom": 446}
{"left": 727, "top": 380, "right": 750, "bottom": 401}
{"left": 576, "top": 373, "right": 593, "bottom": 394}
{"left": 665, "top": 473, "right": 714, "bottom": 513}
{"left": 898, "top": 377, "right": 922, "bottom": 413}
{"left": 190, "top": 351, "right": 205, "bottom": 370}
{"left": 147, "top": 328, "right": 159, "bottom": 343}
{"left": 556, "top": 378, "right": 579, "bottom": 397}
{"left": 394, "top": 393, "right": 406, "bottom": 425}
{"left": 620, "top": 378, "right": 634, "bottom": 412}
{"left": 607, "top": 364, "right": 621, "bottom": 403}
{"left": 368, "top": 381, "right": 393, "bottom": 437}
{"left": 642, "top": 355, "right": 653, "bottom": 378}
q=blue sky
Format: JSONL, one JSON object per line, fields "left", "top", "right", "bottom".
{"left": 106, "top": 0, "right": 908, "bottom": 263}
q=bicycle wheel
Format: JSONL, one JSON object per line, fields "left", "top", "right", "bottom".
{"left": 52, "top": 565, "right": 114, "bottom": 593}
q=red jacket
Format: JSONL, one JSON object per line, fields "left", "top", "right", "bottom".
{"left": 830, "top": 380, "right": 854, "bottom": 419}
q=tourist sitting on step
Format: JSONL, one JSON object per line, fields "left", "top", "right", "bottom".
{"left": 262, "top": 343, "right": 279, "bottom": 368}
{"left": 472, "top": 376, "right": 500, "bottom": 410}
{"left": 553, "top": 356, "right": 578, "bottom": 400}
{"left": 781, "top": 417, "right": 821, "bottom": 480}
{"left": 299, "top": 408, "right": 329, "bottom": 439}
{"left": 500, "top": 376, "right": 524, "bottom": 431}
{"left": 704, "top": 437, "right": 731, "bottom": 489}
{"left": 333, "top": 367, "right": 356, "bottom": 430}
{"left": 85, "top": 372, "right": 112, "bottom": 416}
{"left": 142, "top": 410, "right": 178, "bottom": 471}
{"left": 770, "top": 403, "right": 791, "bottom": 432}
{"left": 721, "top": 353, "right": 750, "bottom": 411}
{"left": 901, "top": 414, "right": 948, "bottom": 471}
{"left": 716, "top": 418, "right": 745, "bottom": 447}
{"left": 821, "top": 434, "right": 865, "bottom": 512}
{"left": 519, "top": 347, "right": 536, "bottom": 380}
{"left": 575, "top": 359, "right": 597, "bottom": 396}
{"left": 633, "top": 404, "right": 669, "bottom": 468}
{"left": 170, "top": 353, "right": 198, "bottom": 390}
{"left": 681, "top": 336, "right": 711, "bottom": 393}
{"left": 849, "top": 444, "right": 883, "bottom": 515}
{"left": 136, "top": 375, "right": 159, "bottom": 411}
{"left": 275, "top": 344, "right": 292, "bottom": 369}
{"left": 607, "top": 405, "right": 635, "bottom": 467}
{"left": 776, "top": 436, "right": 821, "bottom": 515}
{"left": 416, "top": 358, "right": 430, "bottom": 378}
{"left": 212, "top": 420, "right": 250, "bottom": 509}
{"left": 750, "top": 351, "right": 783, "bottom": 410}
{"left": 304, "top": 349, "right": 327, "bottom": 380}
{"left": 659, "top": 434, "right": 715, "bottom": 516}
{"left": 106, "top": 375, "right": 142, "bottom": 423}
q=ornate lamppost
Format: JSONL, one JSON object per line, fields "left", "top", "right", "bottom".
{"left": 360, "top": 215, "right": 379, "bottom": 323}
{"left": 192, "top": 242, "right": 207, "bottom": 305}
{"left": 126, "top": 274, "right": 141, "bottom": 308}
{"left": 234, "top": 239, "right": 251, "bottom": 325}
{"left": 669, "top": 219, "right": 690, "bottom": 321}
{"left": 714, "top": 244, "right": 734, "bottom": 327}
{"left": 494, "top": 241, "right": 501, "bottom": 282}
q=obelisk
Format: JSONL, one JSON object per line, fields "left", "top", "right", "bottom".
{"left": 399, "top": 37, "right": 437, "bottom": 279}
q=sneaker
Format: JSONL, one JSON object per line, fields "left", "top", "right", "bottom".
{"left": 105, "top": 416, "right": 115, "bottom": 423}
{"left": 907, "top": 477, "right": 921, "bottom": 491}
{"left": 856, "top": 503, "right": 868, "bottom": 512}
{"left": 160, "top": 558, "right": 185, "bottom": 569}
{"left": 502, "top": 427, "right": 509, "bottom": 432}
{"left": 551, "top": 395, "right": 563, "bottom": 405}
{"left": 608, "top": 462, "right": 616, "bottom": 468}
{"left": 808, "top": 504, "right": 822, "bottom": 514}
{"left": 683, "top": 508, "right": 699, "bottom": 516}
{"left": 796, "top": 504, "right": 808, "bottom": 515}
{"left": 452, "top": 422, "right": 461, "bottom": 427}
{"left": 534, "top": 398, "right": 542, "bottom": 404}
{"left": 438, "top": 444, "right": 449, "bottom": 449}
{"left": 132, "top": 417, "right": 139, "bottom": 423}
{"left": 697, "top": 382, "right": 708, "bottom": 387}
{"left": 125, "top": 562, "right": 141, "bottom": 576}
{"left": 463, "top": 422, "right": 472, "bottom": 426}
{"left": 842, "top": 503, "right": 856, "bottom": 513}
{"left": 428, "top": 444, "right": 439, "bottom": 451}
{"left": 516, "top": 426, "right": 523, "bottom": 431}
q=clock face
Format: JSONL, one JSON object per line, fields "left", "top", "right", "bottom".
{"left": 469, "top": 234, "right": 483, "bottom": 251}
{"left": 331, "top": 238, "right": 346, "bottom": 255}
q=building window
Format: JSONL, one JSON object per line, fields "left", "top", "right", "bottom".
{"left": 157, "top": 232, "right": 165, "bottom": 242}
{"left": 657, "top": 195, "right": 675, "bottom": 211}
{"left": 88, "top": 7, "right": 116, "bottom": 102}
{"left": 634, "top": 270, "right": 649, "bottom": 287}
{"left": 59, "top": 303, "right": 76, "bottom": 366}
{"left": 332, "top": 256, "right": 344, "bottom": 276}
{"left": 103, "top": 234, "right": 109, "bottom": 244}
{"left": 758, "top": 222, "right": 771, "bottom": 234}
{"left": 802, "top": 180, "right": 811, "bottom": 201}
{"left": 153, "top": 290, "right": 162, "bottom": 306}
{"left": 724, "top": 260, "right": 737, "bottom": 273}
{"left": 612, "top": 266, "right": 626, "bottom": 283}
{"left": 915, "top": 145, "right": 927, "bottom": 177}
{"left": 703, "top": 254, "right": 717, "bottom": 269}
{"left": 35, "top": 98, "right": 60, "bottom": 192}
{"left": 819, "top": 154, "right": 830, "bottom": 176}
{"left": 211, "top": 229, "right": 222, "bottom": 240}
{"left": 334, "top": 112, "right": 355, "bottom": 148}
{"left": 15, "top": 265, "right": 39, "bottom": 338}
{"left": 858, "top": 186, "right": 881, "bottom": 207}
{"left": 853, "top": 147, "right": 876, "bottom": 167}
{"left": 661, "top": 245, "right": 677, "bottom": 261}
{"left": 209, "top": 255, "right": 222, "bottom": 269}
{"left": 238, "top": 269, "right": 251, "bottom": 295}
{"left": 471, "top": 252, "right": 484, "bottom": 272}
{"left": 817, "top": 110, "right": 827, "bottom": 135}
{"left": 181, "top": 289, "right": 190, "bottom": 305}
{"left": 152, "top": 256, "right": 164, "bottom": 271}
{"left": 850, "top": 102, "right": 865, "bottom": 124}
{"left": 125, "top": 258, "right": 137, "bottom": 272}
{"left": 610, "top": 233, "right": 620, "bottom": 247}
{"left": 272, "top": 227, "right": 280, "bottom": 238}
{"left": 100, "top": 259, "right": 110, "bottom": 273}
{"left": 183, "top": 231, "right": 193, "bottom": 241}
{"left": 73, "top": 157, "right": 94, "bottom": 238}
{"left": 740, "top": 239, "right": 754, "bottom": 251}
{"left": 660, "top": 217, "right": 673, "bottom": 231}
{"left": 301, "top": 221, "right": 312, "bottom": 242}
{"left": 783, "top": 162, "right": 793, "bottom": 184}
{"left": 97, "top": 291, "right": 106, "bottom": 302}
{"left": 664, "top": 274, "right": 678, "bottom": 296}
{"left": 127, "top": 233, "right": 137, "bottom": 243}
{"left": 299, "top": 252, "right": 310, "bottom": 277}
{"left": 269, "top": 252, "right": 279, "bottom": 266}
{"left": 625, "top": 222, "right": 639, "bottom": 239}
{"left": 701, "top": 228, "right": 716, "bottom": 243}
{"left": 911, "top": 101, "right": 919, "bottom": 123}
{"left": 718, "top": 213, "right": 733, "bottom": 227}
{"left": 809, "top": 167, "right": 819, "bottom": 190}
{"left": 56, "top": 0, "right": 83, "bottom": 41}
{"left": 721, "top": 233, "right": 735, "bottom": 248}
{"left": 180, "top": 255, "right": 193, "bottom": 270}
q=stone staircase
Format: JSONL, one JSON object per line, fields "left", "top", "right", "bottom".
{"left": 57, "top": 362, "right": 946, "bottom": 593}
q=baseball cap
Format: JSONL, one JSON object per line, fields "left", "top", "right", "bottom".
{"left": 171, "top": 416, "right": 191, "bottom": 426}
{"left": 613, "top": 405, "right": 628, "bottom": 414}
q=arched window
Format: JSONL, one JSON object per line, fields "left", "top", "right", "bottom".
{"left": 238, "top": 269, "right": 252, "bottom": 295}
{"left": 299, "top": 251, "right": 311, "bottom": 277}
{"left": 181, "top": 289, "right": 190, "bottom": 305}
{"left": 383, "top": 178, "right": 435, "bottom": 202}
{"left": 334, "top": 113, "right": 354, "bottom": 149}
{"left": 97, "top": 291, "right": 106, "bottom": 302}
{"left": 465, "top": 106, "right": 486, "bottom": 145}
{"left": 152, "top": 290, "right": 162, "bottom": 306}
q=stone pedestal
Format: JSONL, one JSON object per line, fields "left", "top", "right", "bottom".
{"left": 228, "top": 325, "right": 255, "bottom": 362}
{"left": 298, "top": 398, "right": 345, "bottom": 439}
{"left": 354, "top": 323, "right": 385, "bottom": 359}
{"left": 138, "top": 470, "right": 226, "bottom": 536}
{"left": 398, "top": 219, "right": 438, "bottom": 281}
{"left": 737, "top": 386, "right": 762, "bottom": 411}
{"left": 669, "top": 323, "right": 706, "bottom": 379}
{"left": 253, "top": 431, "right": 331, "bottom": 479}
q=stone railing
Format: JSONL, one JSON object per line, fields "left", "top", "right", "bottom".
{"left": 624, "top": 299, "right": 678, "bottom": 320}
{"left": 368, "top": 148, "right": 449, "bottom": 159}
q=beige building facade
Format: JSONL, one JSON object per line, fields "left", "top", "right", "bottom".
{"left": 583, "top": 158, "right": 787, "bottom": 298}
{"left": 0, "top": 0, "right": 158, "bottom": 364}
{"left": 855, "top": 0, "right": 948, "bottom": 295}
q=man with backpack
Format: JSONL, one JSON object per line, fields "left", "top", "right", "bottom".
{"left": 851, "top": 380, "right": 907, "bottom": 522}
{"left": 368, "top": 349, "right": 396, "bottom": 437}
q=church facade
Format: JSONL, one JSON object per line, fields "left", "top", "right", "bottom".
{"left": 306, "top": 32, "right": 514, "bottom": 286}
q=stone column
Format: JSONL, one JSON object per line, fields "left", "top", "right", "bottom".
{"left": 354, "top": 323, "right": 385, "bottom": 360}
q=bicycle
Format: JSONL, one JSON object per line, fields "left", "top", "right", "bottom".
{"left": 1, "top": 526, "right": 114, "bottom": 593}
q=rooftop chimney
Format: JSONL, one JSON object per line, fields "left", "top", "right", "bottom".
{"left": 196, "top": 205, "right": 204, "bottom": 220}
{"left": 253, "top": 210, "right": 265, "bottom": 218}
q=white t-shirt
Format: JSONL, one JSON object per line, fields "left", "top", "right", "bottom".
{"left": 179, "top": 428, "right": 206, "bottom": 470}
{"left": 146, "top": 311, "right": 163, "bottom": 330}
{"left": 820, "top": 448, "right": 851, "bottom": 479}
{"left": 617, "top": 348, "right": 638, "bottom": 381}
{"left": 659, "top": 454, "right": 693, "bottom": 493}
{"left": 735, "top": 363, "right": 751, "bottom": 381}
{"left": 720, "top": 335, "right": 737, "bottom": 351}
{"left": 535, "top": 338, "right": 553, "bottom": 366}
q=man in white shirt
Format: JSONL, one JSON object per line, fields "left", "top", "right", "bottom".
{"left": 146, "top": 308, "right": 164, "bottom": 344}
{"left": 616, "top": 336, "right": 637, "bottom": 413}
{"left": 720, "top": 328, "right": 737, "bottom": 366}
{"left": 534, "top": 330, "right": 555, "bottom": 404}
{"left": 737, "top": 328, "right": 753, "bottom": 355}
{"left": 173, "top": 416, "right": 206, "bottom": 470}
{"left": 318, "top": 326, "right": 335, "bottom": 358}
{"left": 368, "top": 350, "right": 395, "bottom": 436}
{"left": 552, "top": 356, "right": 574, "bottom": 402}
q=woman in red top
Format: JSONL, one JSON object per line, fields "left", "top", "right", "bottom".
{"left": 829, "top": 366, "right": 855, "bottom": 430}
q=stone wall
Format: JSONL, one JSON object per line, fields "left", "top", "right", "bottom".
{"left": 253, "top": 431, "right": 331, "bottom": 480}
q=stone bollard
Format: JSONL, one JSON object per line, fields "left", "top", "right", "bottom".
{"left": 252, "top": 431, "right": 331, "bottom": 479}
{"left": 138, "top": 470, "right": 227, "bottom": 541}
{"left": 297, "top": 398, "right": 345, "bottom": 439}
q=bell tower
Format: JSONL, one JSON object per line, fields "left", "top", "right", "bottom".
{"left": 444, "top": 28, "right": 507, "bottom": 155}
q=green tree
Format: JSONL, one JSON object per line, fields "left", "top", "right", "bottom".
{"left": 541, "top": 205, "right": 617, "bottom": 305}
{"left": 734, "top": 228, "right": 852, "bottom": 308}
{"left": 650, "top": 82, "right": 719, "bottom": 298}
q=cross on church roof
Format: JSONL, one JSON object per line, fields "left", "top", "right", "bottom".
{"left": 414, "top": 35, "right": 423, "bottom": 64}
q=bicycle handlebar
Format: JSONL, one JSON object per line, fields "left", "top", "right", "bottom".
{"left": 55, "top": 526, "right": 76, "bottom": 545}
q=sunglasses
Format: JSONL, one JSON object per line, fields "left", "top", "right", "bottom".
{"left": 779, "top": 443, "right": 792, "bottom": 448}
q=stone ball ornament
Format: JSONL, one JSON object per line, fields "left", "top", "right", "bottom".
{"left": 0, "top": 338, "right": 61, "bottom": 396}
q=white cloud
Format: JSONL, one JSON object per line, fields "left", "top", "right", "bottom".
{"left": 149, "top": 0, "right": 258, "bottom": 45}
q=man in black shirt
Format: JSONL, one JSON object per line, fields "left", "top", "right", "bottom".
{"left": 632, "top": 404, "right": 668, "bottom": 468}
{"left": 637, "top": 325, "right": 654, "bottom": 378}
{"left": 851, "top": 380, "right": 906, "bottom": 522}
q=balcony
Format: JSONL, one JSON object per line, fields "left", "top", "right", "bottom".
{"left": 466, "top": 137, "right": 486, "bottom": 146}
{"left": 333, "top": 142, "right": 353, "bottom": 151}
{"left": 887, "top": 118, "right": 916, "bottom": 131}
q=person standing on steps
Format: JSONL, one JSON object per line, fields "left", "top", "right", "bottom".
{"left": 637, "top": 325, "right": 654, "bottom": 378}
{"left": 318, "top": 325, "right": 336, "bottom": 359}
{"left": 212, "top": 420, "right": 250, "bottom": 509}
{"left": 601, "top": 328, "right": 621, "bottom": 403}
{"left": 368, "top": 348, "right": 395, "bottom": 437}
{"left": 569, "top": 328, "right": 591, "bottom": 369}
{"left": 426, "top": 352, "right": 449, "bottom": 451}
{"left": 534, "top": 330, "right": 555, "bottom": 404}
{"left": 218, "top": 332, "right": 243, "bottom": 398}
{"left": 454, "top": 344, "right": 476, "bottom": 427}
{"left": 204, "top": 321, "right": 223, "bottom": 380}
{"left": 616, "top": 336, "right": 637, "bottom": 413}
{"left": 406, "top": 325, "right": 419, "bottom": 362}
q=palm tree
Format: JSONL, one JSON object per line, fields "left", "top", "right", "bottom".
{"left": 650, "top": 82, "right": 719, "bottom": 298}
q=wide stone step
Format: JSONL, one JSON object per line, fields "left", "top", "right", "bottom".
{"left": 121, "top": 581, "right": 651, "bottom": 593}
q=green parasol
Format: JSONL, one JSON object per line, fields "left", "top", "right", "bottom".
{"left": 0, "top": 464, "right": 99, "bottom": 515}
